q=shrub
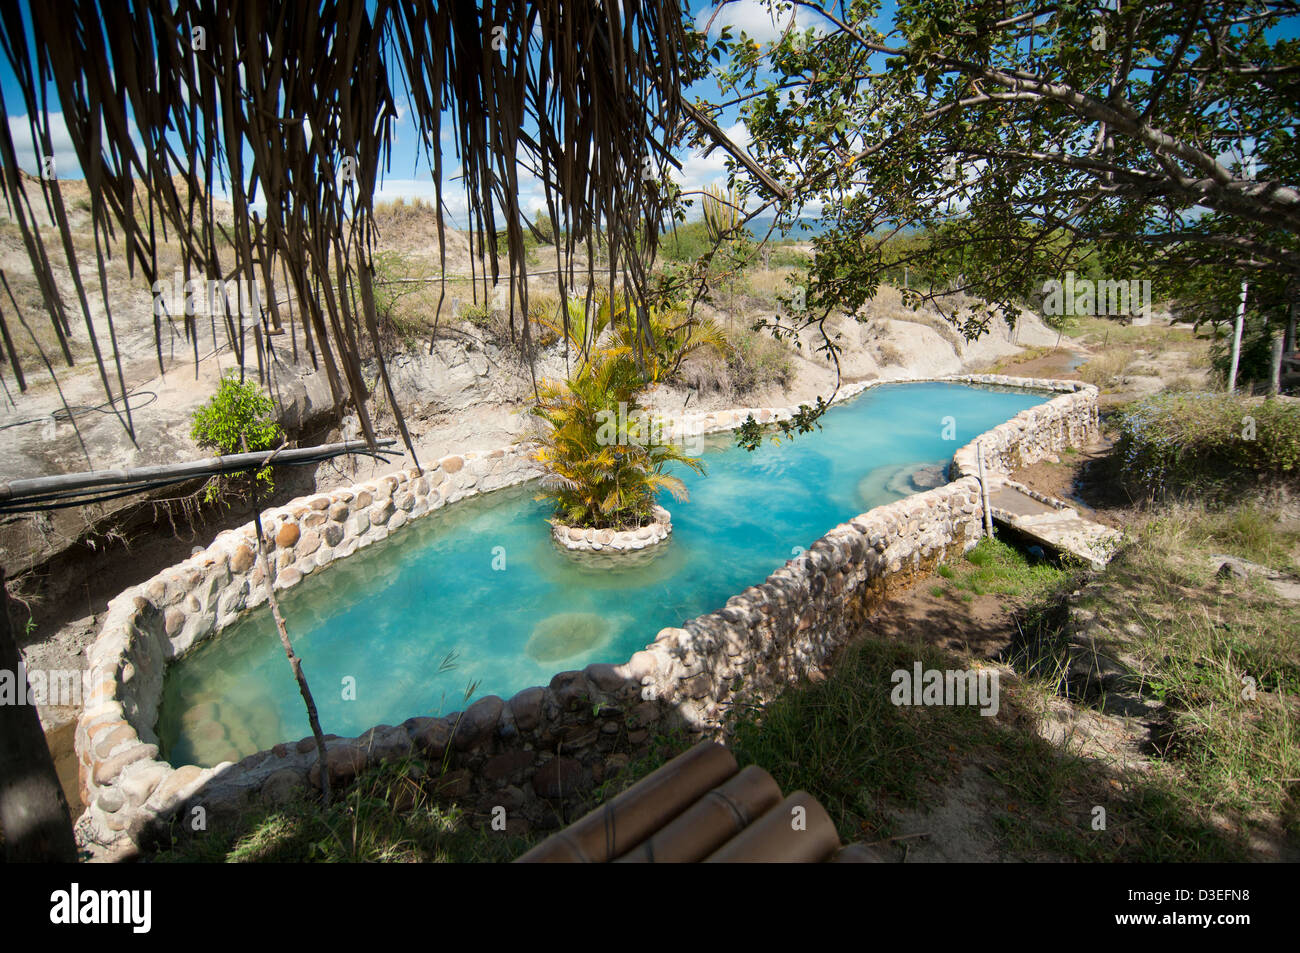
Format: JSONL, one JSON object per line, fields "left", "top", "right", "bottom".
{"left": 725, "top": 326, "right": 795, "bottom": 393}
{"left": 494, "top": 211, "right": 553, "bottom": 264}
{"left": 454, "top": 294, "right": 564, "bottom": 355}
{"left": 459, "top": 302, "right": 492, "bottom": 327}
{"left": 190, "top": 372, "right": 283, "bottom": 502}
{"left": 659, "top": 219, "right": 715, "bottom": 262}
{"left": 1078, "top": 350, "right": 1134, "bottom": 387}
{"left": 768, "top": 245, "right": 810, "bottom": 268}
{"left": 369, "top": 250, "right": 433, "bottom": 350}
{"left": 875, "top": 339, "right": 906, "bottom": 367}
{"left": 528, "top": 294, "right": 717, "bottom": 529}
{"left": 1114, "top": 392, "right": 1300, "bottom": 500}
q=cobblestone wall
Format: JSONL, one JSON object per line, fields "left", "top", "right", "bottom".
{"left": 72, "top": 376, "right": 1098, "bottom": 855}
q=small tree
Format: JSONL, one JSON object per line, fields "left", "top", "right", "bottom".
{"left": 190, "top": 372, "right": 284, "bottom": 502}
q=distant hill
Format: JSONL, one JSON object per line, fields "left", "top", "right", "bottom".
{"left": 744, "top": 214, "right": 831, "bottom": 239}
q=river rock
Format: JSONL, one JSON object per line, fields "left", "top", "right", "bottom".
{"left": 532, "top": 757, "right": 587, "bottom": 799}
{"left": 276, "top": 522, "right": 300, "bottom": 548}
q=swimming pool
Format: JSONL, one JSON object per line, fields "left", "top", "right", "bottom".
{"left": 157, "top": 381, "right": 1048, "bottom": 766}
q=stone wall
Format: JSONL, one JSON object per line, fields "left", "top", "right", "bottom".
{"left": 72, "top": 376, "right": 1099, "bottom": 855}
{"left": 553, "top": 504, "right": 673, "bottom": 553}
{"left": 945, "top": 375, "right": 1099, "bottom": 480}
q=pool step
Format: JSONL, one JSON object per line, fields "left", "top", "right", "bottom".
{"left": 986, "top": 479, "right": 1123, "bottom": 570}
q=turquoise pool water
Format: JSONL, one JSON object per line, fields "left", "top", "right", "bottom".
{"left": 158, "top": 381, "right": 1047, "bottom": 766}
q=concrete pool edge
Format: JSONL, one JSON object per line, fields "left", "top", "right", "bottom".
{"left": 72, "top": 375, "right": 1098, "bottom": 856}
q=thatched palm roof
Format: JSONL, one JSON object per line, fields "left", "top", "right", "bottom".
{"left": 0, "top": 0, "right": 692, "bottom": 464}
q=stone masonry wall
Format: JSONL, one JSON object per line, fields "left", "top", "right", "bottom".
{"left": 72, "top": 376, "right": 1099, "bottom": 855}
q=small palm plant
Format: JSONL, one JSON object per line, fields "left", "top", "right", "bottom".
{"left": 529, "top": 342, "right": 705, "bottom": 530}
{"left": 610, "top": 302, "right": 728, "bottom": 385}
{"left": 529, "top": 291, "right": 729, "bottom": 531}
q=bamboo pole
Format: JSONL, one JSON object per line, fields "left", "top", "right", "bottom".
{"left": 245, "top": 441, "right": 332, "bottom": 807}
{"left": 0, "top": 439, "right": 395, "bottom": 503}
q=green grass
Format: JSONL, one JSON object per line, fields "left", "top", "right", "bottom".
{"left": 148, "top": 728, "right": 700, "bottom": 864}
{"left": 1154, "top": 502, "right": 1300, "bottom": 573}
{"left": 1065, "top": 315, "right": 1200, "bottom": 348}
{"left": 1077, "top": 350, "right": 1134, "bottom": 388}
{"left": 723, "top": 631, "right": 1247, "bottom": 860}
{"left": 727, "top": 638, "right": 1000, "bottom": 844}
{"left": 979, "top": 345, "right": 1055, "bottom": 375}
{"left": 151, "top": 755, "right": 539, "bottom": 863}
{"left": 936, "top": 536, "right": 1068, "bottom": 599}
{"left": 1067, "top": 512, "right": 1300, "bottom": 829}
{"left": 720, "top": 517, "right": 1293, "bottom": 861}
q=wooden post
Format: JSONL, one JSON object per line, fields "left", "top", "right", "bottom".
{"left": 1228, "top": 280, "right": 1248, "bottom": 393}
{"left": 245, "top": 441, "right": 332, "bottom": 806}
{"left": 0, "top": 567, "right": 78, "bottom": 861}
{"left": 977, "top": 440, "right": 995, "bottom": 539}
{"left": 1270, "top": 330, "right": 1283, "bottom": 396}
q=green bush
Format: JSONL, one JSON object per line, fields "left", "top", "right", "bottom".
{"left": 1115, "top": 392, "right": 1300, "bottom": 500}
{"left": 529, "top": 344, "right": 705, "bottom": 529}
{"left": 768, "top": 244, "right": 810, "bottom": 268}
{"left": 190, "top": 372, "right": 283, "bottom": 501}
{"left": 459, "top": 302, "right": 492, "bottom": 327}
{"left": 658, "top": 220, "right": 715, "bottom": 262}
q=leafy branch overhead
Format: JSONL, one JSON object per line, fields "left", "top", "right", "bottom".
{"left": 716, "top": 0, "right": 1298, "bottom": 335}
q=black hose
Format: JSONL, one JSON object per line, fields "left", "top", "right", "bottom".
{"left": 0, "top": 448, "right": 402, "bottom": 514}
{"left": 0, "top": 389, "right": 160, "bottom": 432}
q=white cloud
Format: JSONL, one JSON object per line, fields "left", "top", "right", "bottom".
{"left": 669, "top": 120, "right": 757, "bottom": 215}
{"left": 371, "top": 164, "right": 551, "bottom": 230}
{"left": 6, "top": 113, "right": 83, "bottom": 180}
{"left": 372, "top": 176, "right": 445, "bottom": 206}
{"left": 695, "top": 1, "right": 829, "bottom": 44}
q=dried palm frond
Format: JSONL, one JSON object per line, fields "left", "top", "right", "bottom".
{"left": 0, "top": 0, "right": 692, "bottom": 464}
